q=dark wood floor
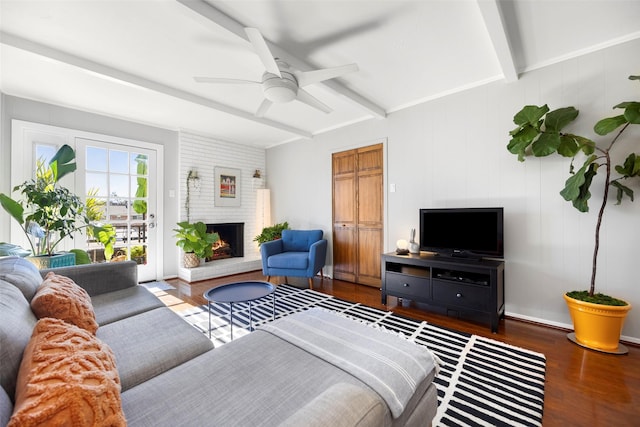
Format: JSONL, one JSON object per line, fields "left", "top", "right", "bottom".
{"left": 164, "top": 272, "right": 640, "bottom": 426}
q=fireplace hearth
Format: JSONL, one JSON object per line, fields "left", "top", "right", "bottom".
{"left": 205, "top": 223, "right": 244, "bottom": 261}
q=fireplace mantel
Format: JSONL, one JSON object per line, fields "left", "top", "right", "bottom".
{"left": 177, "top": 255, "right": 261, "bottom": 282}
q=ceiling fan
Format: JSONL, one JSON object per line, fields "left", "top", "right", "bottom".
{"left": 194, "top": 28, "right": 359, "bottom": 117}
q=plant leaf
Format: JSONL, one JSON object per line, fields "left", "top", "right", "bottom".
{"left": 531, "top": 132, "right": 561, "bottom": 157}
{"left": 544, "top": 107, "right": 579, "bottom": 133}
{"left": 610, "top": 181, "right": 634, "bottom": 205}
{"left": 560, "top": 157, "right": 598, "bottom": 212}
{"left": 49, "top": 144, "right": 77, "bottom": 181}
{"left": 614, "top": 153, "right": 640, "bottom": 177}
{"left": 507, "top": 125, "right": 539, "bottom": 161}
{"left": 0, "top": 193, "right": 25, "bottom": 224}
{"left": 194, "top": 221, "right": 207, "bottom": 235}
{"left": 594, "top": 115, "right": 627, "bottom": 135}
{"left": 623, "top": 102, "right": 640, "bottom": 124}
{"left": 513, "top": 105, "right": 549, "bottom": 126}
{"left": 557, "top": 135, "right": 579, "bottom": 157}
{"left": 70, "top": 249, "right": 92, "bottom": 265}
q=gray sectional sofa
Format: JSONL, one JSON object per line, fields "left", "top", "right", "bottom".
{"left": 0, "top": 257, "right": 438, "bottom": 426}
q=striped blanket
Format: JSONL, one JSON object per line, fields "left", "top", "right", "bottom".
{"left": 259, "top": 308, "right": 440, "bottom": 418}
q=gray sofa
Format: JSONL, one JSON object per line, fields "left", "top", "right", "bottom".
{"left": 0, "top": 257, "right": 438, "bottom": 426}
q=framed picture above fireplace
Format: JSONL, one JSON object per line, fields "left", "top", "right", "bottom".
{"left": 214, "top": 167, "right": 241, "bottom": 207}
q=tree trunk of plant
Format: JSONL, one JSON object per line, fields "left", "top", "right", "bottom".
{"left": 591, "top": 150, "right": 611, "bottom": 297}
{"left": 590, "top": 120, "right": 631, "bottom": 297}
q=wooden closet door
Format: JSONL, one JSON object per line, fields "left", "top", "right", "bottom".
{"left": 332, "top": 143, "right": 383, "bottom": 287}
{"left": 332, "top": 150, "right": 357, "bottom": 282}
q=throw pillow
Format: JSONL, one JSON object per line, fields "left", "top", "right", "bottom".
{"left": 9, "top": 318, "right": 126, "bottom": 427}
{"left": 30, "top": 272, "right": 99, "bottom": 334}
{"left": 0, "top": 281, "right": 38, "bottom": 404}
{"left": 0, "top": 257, "right": 43, "bottom": 301}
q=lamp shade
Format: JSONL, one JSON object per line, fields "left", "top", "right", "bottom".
{"left": 256, "top": 188, "right": 272, "bottom": 234}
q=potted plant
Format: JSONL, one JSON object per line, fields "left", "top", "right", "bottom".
{"left": 0, "top": 144, "right": 116, "bottom": 268}
{"left": 254, "top": 221, "right": 289, "bottom": 245}
{"left": 174, "top": 221, "right": 220, "bottom": 268}
{"left": 507, "top": 74, "right": 640, "bottom": 354}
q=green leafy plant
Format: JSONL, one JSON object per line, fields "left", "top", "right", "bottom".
{"left": 174, "top": 221, "right": 220, "bottom": 259}
{"left": 0, "top": 144, "right": 116, "bottom": 258}
{"left": 70, "top": 248, "right": 92, "bottom": 265}
{"left": 253, "top": 221, "right": 289, "bottom": 245}
{"left": 132, "top": 154, "right": 148, "bottom": 215}
{"left": 85, "top": 188, "right": 116, "bottom": 260}
{"left": 507, "top": 75, "right": 640, "bottom": 304}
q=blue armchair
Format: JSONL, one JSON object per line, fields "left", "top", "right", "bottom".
{"left": 260, "top": 229, "right": 327, "bottom": 288}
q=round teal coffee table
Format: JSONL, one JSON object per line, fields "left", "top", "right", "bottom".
{"left": 203, "top": 281, "right": 276, "bottom": 340}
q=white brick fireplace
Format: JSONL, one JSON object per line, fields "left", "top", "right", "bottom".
{"left": 177, "top": 131, "right": 266, "bottom": 282}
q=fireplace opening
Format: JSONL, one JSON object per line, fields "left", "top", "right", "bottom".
{"left": 205, "top": 223, "right": 244, "bottom": 261}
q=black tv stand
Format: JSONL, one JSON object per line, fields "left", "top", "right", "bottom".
{"left": 381, "top": 252, "right": 505, "bottom": 332}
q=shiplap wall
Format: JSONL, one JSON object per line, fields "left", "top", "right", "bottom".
{"left": 266, "top": 38, "right": 640, "bottom": 341}
{"left": 179, "top": 131, "right": 266, "bottom": 259}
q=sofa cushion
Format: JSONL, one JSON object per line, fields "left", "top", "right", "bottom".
{"left": 40, "top": 260, "right": 139, "bottom": 297}
{"left": 91, "top": 285, "right": 164, "bottom": 326}
{"left": 281, "top": 229, "right": 323, "bottom": 252}
{"left": 30, "top": 272, "right": 98, "bottom": 334}
{"left": 9, "top": 318, "right": 126, "bottom": 427}
{"left": 0, "top": 280, "right": 38, "bottom": 402}
{"left": 97, "top": 307, "right": 213, "bottom": 391}
{"left": 278, "top": 382, "right": 386, "bottom": 427}
{"left": 267, "top": 252, "right": 309, "bottom": 270}
{"left": 0, "top": 387, "right": 12, "bottom": 427}
{"left": 121, "top": 330, "right": 391, "bottom": 426}
{"left": 0, "top": 257, "right": 42, "bottom": 301}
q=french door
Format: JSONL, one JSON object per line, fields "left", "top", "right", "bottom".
{"left": 75, "top": 138, "right": 158, "bottom": 282}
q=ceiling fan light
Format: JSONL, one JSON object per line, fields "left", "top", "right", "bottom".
{"left": 262, "top": 72, "right": 298, "bottom": 103}
{"left": 264, "top": 85, "right": 296, "bottom": 103}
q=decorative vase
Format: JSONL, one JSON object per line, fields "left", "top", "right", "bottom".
{"left": 183, "top": 252, "right": 201, "bottom": 268}
{"left": 563, "top": 293, "right": 632, "bottom": 354}
{"left": 409, "top": 228, "right": 420, "bottom": 254}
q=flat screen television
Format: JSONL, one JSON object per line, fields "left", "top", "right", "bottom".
{"left": 419, "top": 207, "right": 504, "bottom": 259}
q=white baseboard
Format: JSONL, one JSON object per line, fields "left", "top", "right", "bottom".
{"left": 505, "top": 311, "right": 640, "bottom": 345}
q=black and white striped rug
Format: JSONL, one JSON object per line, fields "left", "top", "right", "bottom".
{"left": 178, "top": 284, "right": 546, "bottom": 427}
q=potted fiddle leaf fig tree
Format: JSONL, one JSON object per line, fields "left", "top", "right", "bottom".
{"left": 174, "top": 221, "right": 220, "bottom": 268}
{"left": 507, "top": 74, "right": 640, "bottom": 354}
{"left": 0, "top": 144, "right": 116, "bottom": 268}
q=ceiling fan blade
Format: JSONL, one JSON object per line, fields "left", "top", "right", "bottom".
{"left": 194, "top": 77, "right": 260, "bottom": 85}
{"left": 256, "top": 99, "right": 273, "bottom": 117}
{"left": 296, "top": 89, "right": 332, "bottom": 114}
{"left": 295, "top": 63, "right": 359, "bottom": 87}
{"left": 245, "top": 27, "right": 282, "bottom": 77}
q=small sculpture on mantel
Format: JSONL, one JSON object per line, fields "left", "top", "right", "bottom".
{"left": 409, "top": 228, "right": 420, "bottom": 254}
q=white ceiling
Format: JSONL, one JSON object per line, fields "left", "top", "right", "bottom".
{"left": 1, "top": 0, "right": 639, "bottom": 148}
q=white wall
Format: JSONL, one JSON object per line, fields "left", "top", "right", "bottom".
{"left": 178, "top": 131, "right": 266, "bottom": 260}
{"left": 266, "top": 38, "right": 640, "bottom": 341}
{"left": 0, "top": 95, "right": 180, "bottom": 277}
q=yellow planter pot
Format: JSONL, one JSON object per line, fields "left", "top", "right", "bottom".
{"left": 563, "top": 293, "right": 631, "bottom": 354}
